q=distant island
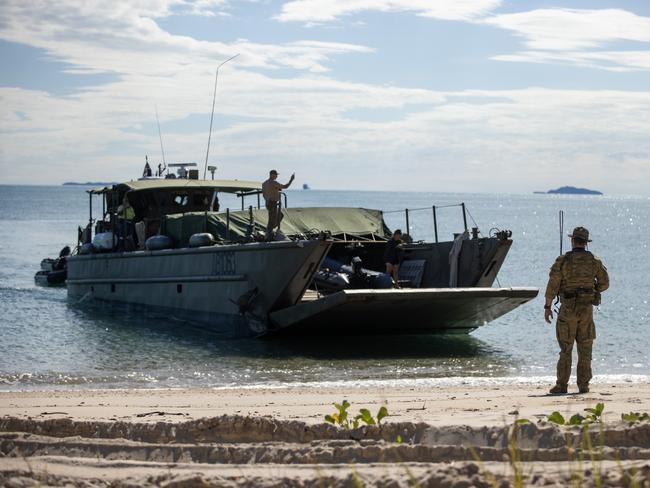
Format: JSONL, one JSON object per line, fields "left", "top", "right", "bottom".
{"left": 534, "top": 186, "right": 603, "bottom": 196}
{"left": 63, "top": 182, "right": 116, "bottom": 186}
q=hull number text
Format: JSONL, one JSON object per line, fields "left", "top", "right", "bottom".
{"left": 212, "top": 252, "right": 236, "bottom": 275}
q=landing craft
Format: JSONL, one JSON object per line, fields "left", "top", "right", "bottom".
{"left": 40, "top": 164, "right": 538, "bottom": 336}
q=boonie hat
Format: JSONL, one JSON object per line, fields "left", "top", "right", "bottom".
{"left": 569, "top": 226, "right": 591, "bottom": 242}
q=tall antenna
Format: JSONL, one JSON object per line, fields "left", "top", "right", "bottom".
{"left": 559, "top": 210, "right": 564, "bottom": 255}
{"left": 203, "top": 53, "right": 239, "bottom": 179}
{"left": 155, "top": 105, "right": 167, "bottom": 169}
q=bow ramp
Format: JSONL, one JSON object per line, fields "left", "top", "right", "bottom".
{"left": 269, "top": 287, "right": 538, "bottom": 336}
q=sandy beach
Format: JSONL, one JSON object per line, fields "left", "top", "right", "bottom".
{"left": 1, "top": 382, "right": 650, "bottom": 426}
{"left": 1, "top": 382, "right": 649, "bottom": 486}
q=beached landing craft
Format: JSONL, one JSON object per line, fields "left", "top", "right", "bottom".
{"left": 53, "top": 164, "right": 537, "bottom": 336}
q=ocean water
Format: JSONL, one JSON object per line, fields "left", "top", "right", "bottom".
{"left": 0, "top": 185, "right": 648, "bottom": 391}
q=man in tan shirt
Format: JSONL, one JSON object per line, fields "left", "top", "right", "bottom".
{"left": 262, "top": 169, "right": 294, "bottom": 240}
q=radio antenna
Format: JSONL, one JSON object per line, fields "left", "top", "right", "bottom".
{"left": 155, "top": 105, "right": 167, "bottom": 169}
{"left": 559, "top": 210, "right": 564, "bottom": 255}
{"left": 203, "top": 53, "right": 239, "bottom": 179}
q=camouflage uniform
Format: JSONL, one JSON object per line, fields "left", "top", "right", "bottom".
{"left": 545, "top": 228, "right": 609, "bottom": 392}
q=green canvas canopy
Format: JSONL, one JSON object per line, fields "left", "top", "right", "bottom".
{"left": 161, "top": 207, "right": 391, "bottom": 247}
{"left": 88, "top": 179, "right": 262, "bottom": 195}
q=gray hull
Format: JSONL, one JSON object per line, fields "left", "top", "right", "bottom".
{"left": 67, "top": 240, "right": 331, "bottom": 336}
{"left": 270, "top": 287, "right": 538, "bottom": 335}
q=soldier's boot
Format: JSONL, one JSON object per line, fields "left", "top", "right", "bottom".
{"left": 576, "top": 340, "right": 593, "bottom": 395}
{"left": 554, "top": 341, "right": 573, "bottom": 395}
{"left": 549, "top": 384, "right": 568, "bottom": 395}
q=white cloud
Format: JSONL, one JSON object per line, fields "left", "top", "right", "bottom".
{"left": 4, "top": 80, "right": 650, "bottom": 194}
{"left": 0, "top": 0, "right": 371, "bottom": 75}
{"left": 275, "top": 0, "right": 501, "bottom": 23}
{"left": 483, "top": 8, "right": 650, "bottom": 72}
{"left": 1, "top": 2, "right": 650, "bottom": 195}
{"left": 492, "top": 50, "right": 650, "bottom": 73}
{"left": 182, "top": 0, "right": 229, "bottom": 17}
{"left": 484, "top": 8, "right": 650, "bottom": 51}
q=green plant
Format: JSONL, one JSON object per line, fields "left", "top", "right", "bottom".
{"left": 324, "top": 400, "right": 351, "bottom": 428}
{"left": 350, "top": 469, "right": 365, "bottom": 488}
{"left": 584, "top": 402, "right": 605, "bottom": 423}
{"left": 402, "top": 465, "right": 423, "bottom": 488}
{"left": 324, "top": 401, "right": 389, "bottom": 429}
{"left": 356, "top": 406, "right": 389, "bottom": 426}
{"left": 547, "top": 402, "right": 605, "bottom": 426}
{"left": 468, "top": 419, "right": 533, "bottom": 488}
{"left": 621, "top": 411, "right": 650, "bottom": 423}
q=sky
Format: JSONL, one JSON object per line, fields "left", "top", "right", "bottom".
{"left": 1, "top": 0, "right": 650, "bottom": 194}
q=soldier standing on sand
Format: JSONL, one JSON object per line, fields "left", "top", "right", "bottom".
{"left": 544, "top": 227, "right": 609, "bottom": 395}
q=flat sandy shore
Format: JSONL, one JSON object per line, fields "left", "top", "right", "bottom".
{"left": 1, "top": 382, "right": 649, "bottom": 425}
{"left": 1, "top": 383, "right": 649, "bottom": 486}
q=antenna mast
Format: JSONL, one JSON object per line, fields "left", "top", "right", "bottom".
{"left": 155, "top": 105, "right": 167, "bottom": 169}
{"left": 559, "top": 210, "right": 564, "bottom": 255}
{"left": 203, "top": 53, "right": 239, "bottom": 179}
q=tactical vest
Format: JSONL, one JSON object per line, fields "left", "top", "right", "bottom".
{"left": 559, "top": 250, "right": 597, "bottom": 299}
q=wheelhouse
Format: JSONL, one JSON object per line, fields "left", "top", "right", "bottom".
{"left": 84, "top": 178, "right": 262, "bottom": 247}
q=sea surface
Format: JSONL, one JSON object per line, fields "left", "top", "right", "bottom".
{"left": 0, "top": 185, "right": 648, "bottom": 391}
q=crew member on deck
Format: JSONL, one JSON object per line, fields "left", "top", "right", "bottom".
{"left": 384, "top": 229, "right": 402, "bottom": 287}
{"left": 118, "top": 194, "right": 135, "bottom": 220}
{"left": 262, "top": 169, "right": 294, "bottom": 240}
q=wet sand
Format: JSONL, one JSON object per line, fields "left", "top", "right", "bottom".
{"left": 1, "top": 383, "right": 649, "bottom": 486}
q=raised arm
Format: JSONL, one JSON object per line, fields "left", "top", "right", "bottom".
{"left": 281, "top": 173, "right": 295, "bottom": 190}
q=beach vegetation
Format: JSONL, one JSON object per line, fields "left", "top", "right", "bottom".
{"left": 350, "top": 469, "right": 365, "bottom": 488}
{"left": 622, "top": 411, "right": 650, "bottom": 423}
{"left": 506, "top": 418, "right": 530, "bottom": 488}
{"left": 324, "top": 400, "right": 389, "bottom": 429}
{"left": 471, "top": 419, "right": 530, "bottom": 488}
{"left": 324, "top": 400, "right": 351, "bottom": 427}
{"left": 449, "top": 411, "right": 650, "bottom": 488}
{"left": 402, "top": 465, "right": 423, "bottom": 488}
{"left": 547, "top": 402, "right": 605, "bottom": 425}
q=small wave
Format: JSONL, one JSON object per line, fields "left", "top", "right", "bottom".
{"left": 0, "top": 371, "right": 161, "bottom": 390}
{"left": 0, "top": 285, "right": 66, "bottom": 298}
{"left": 209, "top": 374, "right": 650, "bottom": 391}
{"left": 3, "top": 372, "right": 648, "bottom": 392}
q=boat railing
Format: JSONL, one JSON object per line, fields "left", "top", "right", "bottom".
{"left": 216, "top": 201, "right": 475, "bottom": 245}
{"left": 237, "top": 189, "right": 288, "bottom": 211}
{"left": 381, "top": 202, "right": 474, "bottom": 243}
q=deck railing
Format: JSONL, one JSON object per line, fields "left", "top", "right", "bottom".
{"left": 381, "top": 202, "right": 472, "bottom": 243}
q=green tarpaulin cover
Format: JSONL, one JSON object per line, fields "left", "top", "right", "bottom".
{"left": 161, "top": 207, "right": 391, "bottom": 246}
